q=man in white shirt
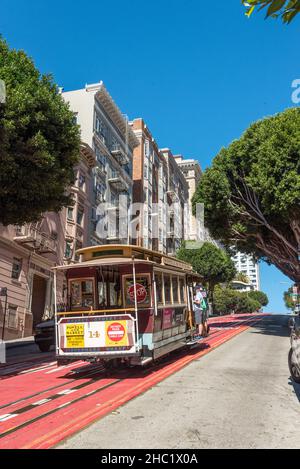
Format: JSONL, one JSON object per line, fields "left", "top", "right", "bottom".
{"left": 193, "top": 285, "right": 204, "bottom": 339}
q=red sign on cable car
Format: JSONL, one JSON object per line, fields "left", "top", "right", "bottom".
{"left": 127, "top": 283, "right": 147, "bottom": 304}
{"left": 107, "top": 323, "right": 126, "bottom": 342}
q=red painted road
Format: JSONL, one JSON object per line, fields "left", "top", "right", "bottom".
{"left": 0, "top": 313, "right": 267, "bottom": 449}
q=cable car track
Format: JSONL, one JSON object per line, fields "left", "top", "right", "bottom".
{"left": 0, "top": 315, "right": 259, "bottom": 412}
{"left": 0, "top": 314, "right": 265, "bottom": 448}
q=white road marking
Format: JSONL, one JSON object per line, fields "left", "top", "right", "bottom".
{"left": 0, "top": 413, "right": 18, "bottom": 422}
{"left": 32, "top": 398, "right": 52, "bottom": 406}
{"left": 57, "top": 389, "right": 77, "bottom": 395}
{"left": 19, "top": 362, "right": 57, "bottom": 375}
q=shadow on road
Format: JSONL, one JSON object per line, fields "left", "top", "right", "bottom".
{"left": 249, "top": 315, "right": 290, "bottom": 338}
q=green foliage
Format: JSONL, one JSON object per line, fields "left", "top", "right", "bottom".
{"left": 0, "top": 37, "right": 81, "bottom": 225}
{"left": 192, "top": 108, "right": 300, "bottom": 284}
{"left": 235, "top": 272, "right": 251, "bottom": 284}
{"left": 214, "top": 286, "right": 261, "bottom": 315}
{"left": 248, "top": 290, "right": 269, "bottom": 306}
{"left": 237, "top": 294, "right": 261, "bottom": 314}
{"left": 177, "top": 242, "right": 236, "bottom": 290}
{"left": 284, "top": 287, "right": 295, "bottom": 310}
{"left": 242, "top": 0, "right": 300, "bottom": 23}
{"left": 214, "top": 286, "right": 241, "bottom": 315}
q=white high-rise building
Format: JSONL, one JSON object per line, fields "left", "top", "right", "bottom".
{"left": 62, "top": 82, "right": 139, "bottom": 245}
{"left": 232, "top": 252, "right": 261, "bottom": 291}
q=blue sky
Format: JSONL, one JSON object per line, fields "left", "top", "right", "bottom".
{"left": 1, "top": 0, "right": 298, "bottom": 312}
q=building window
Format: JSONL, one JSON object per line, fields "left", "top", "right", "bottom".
{"left": 11, "top": 258, "right": 22, "bottom": 281}
{"left": 67, "top": 207, "right": 74, "bottom": 221}
{"left": 65, "top": 242, "right": 72, "bottom": 259}
{"left": 78, "top": 174, "right": 86, "bottom": 190}
{"left": 77, "top": 208, "right": 84, "bottom": 226}
{"left": 7, "top": 305, "right": 18, "bottom": 329}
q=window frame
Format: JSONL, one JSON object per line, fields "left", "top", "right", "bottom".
{"left": 122, "top": 273, "right": 152, "bottom": 309}
{"left": 68, "top": 277, "right": 96, "bottom": 311}
{"left": 11, "top": 258, "right": 22, "bottom": 281}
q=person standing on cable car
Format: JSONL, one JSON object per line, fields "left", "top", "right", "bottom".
{"left": 193, "top": 285, "right": 205, "bottom": 339}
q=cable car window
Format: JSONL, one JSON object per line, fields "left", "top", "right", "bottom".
{"left": 109, "top": 281, "right": 121, "bottom": 307}
{"left": 179, "top": 277, "right": 186, "bottom": 303}
{"left": 124, "top": 275, "right": 151, "bottom": 307}
{"left": 164, "top": 275, "right": 171, "bottom": 304}
{"left": 69, "top": 278, "right": 94, "bottom": 310}
{"left": 172, "top": 276, "right": 179, "bottom": 303}
{"left": 98, "top": 281, "right": 107, "bottom": 307}
{"left": 155, "top": 273, "right": 163, "bottom": 304}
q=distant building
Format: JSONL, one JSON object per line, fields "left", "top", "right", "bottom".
{"left": 173, "top": 155, "right": 201, "bottom": 242}
{"left": 160, "top": 149, "right": 189, "bottom": 255}
{"left": 62, "top": 82, "right": 139, "bottom": 244}
{"left": 232, "top": 252, "right": 260, "bottom": 291}
{"left": 231, "top": 280, "right": 254, "bottom": 293}
{"left": 130, "top": 118, "right": 167, "bottom": 252}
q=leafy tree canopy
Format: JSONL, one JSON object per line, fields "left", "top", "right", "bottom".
{"left": 176, "top": 242, "right": 237, "bottom": 293}
{"left": 214, "top": 285, "right": 261, "bottom": 315}
{"left": 248, "top": 290, "right": 269, "bottom": 306}
{"left": 235, "top": 272, "right": 251, "bottom": 284}
{"left": 0, "top": 37, "right": 81, "bottom": 225}
{"left": 192, "top": 108, "right": 300, "bottom": 284}
{"left": 284, "top": 286, "right": 295, "bottom": 310}
{"left": 242, "top": 0, "right": 300, "bottom": 23}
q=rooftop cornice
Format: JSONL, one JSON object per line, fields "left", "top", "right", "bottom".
{"left": 92, "top": 82, "right": 139, "bottom": 150}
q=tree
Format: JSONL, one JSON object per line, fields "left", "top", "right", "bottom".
{"left": 235, "top": 272, "right": 251, "bottom": 284}
{"left": 236, "top": 294, "right": 261, "bottom": 314}
{"left": 248, "top": 290, "right": 269, "bottom": 307}
{"left": 214, "top": 286, "right": 261, "bottom": 315}
{"left": 214, "top": 286, "right": 241, "bottom": 315}
{"left": 192, "top": 108, "right": 300, "bottom": 285}
{"left": 176, "top": 242, "right": 237, "bottom": 310}
{"left": 0, "top": 38, "right": 81, "bottom": 225}
{"left": 242, "top": 0, "right": 300, "bottom": 23}
{"left": 284, "top": 287, "right": 295, "bottom": 310}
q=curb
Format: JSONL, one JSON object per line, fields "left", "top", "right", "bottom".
{"left": 5, "top": 339, "right": 35, "bottom": 350}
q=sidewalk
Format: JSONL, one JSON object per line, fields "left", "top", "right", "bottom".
{"left": 2, "top": 336, "right": 35, "bottom": 349}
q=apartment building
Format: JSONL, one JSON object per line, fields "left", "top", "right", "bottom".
{"left": 173, "top": 155, "right": 202, "bottom": 242}
{"left": 62, "top": 82, "right": 139, "bottom": 244}
{"left": 130, "top": 119, "right": 168, "bottom": 252}
{"left": 0, "top": 144, "right": 96, "bottom": 340}
{"left": 232, "top": 252, "right": 261, "bottom": 291}
{"left": 160, "top": 149, "right": 189, "bottom": 255}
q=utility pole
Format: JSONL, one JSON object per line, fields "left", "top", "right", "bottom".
{"left": 0, "top": 288, "right": 8, "bottom": 341}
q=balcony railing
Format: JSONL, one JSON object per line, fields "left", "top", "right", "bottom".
{"left": 111, "top": 144, "right": 129, "bottom": 166}
{"left": 14, "top": 224, "right": 57, "bottom": 254}
{"left": 108, "top": 172, "right": 128, "bottom": 191}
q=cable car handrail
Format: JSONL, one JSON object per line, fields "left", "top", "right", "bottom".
{"left": 56, "top": 307, "right": 136, "bottom": 317}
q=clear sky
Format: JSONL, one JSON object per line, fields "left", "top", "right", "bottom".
{"left": 1, "top": 0, "right": 298, "bottom": 312}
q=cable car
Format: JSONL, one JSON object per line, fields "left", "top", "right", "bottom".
{"left": 54, "top": 245, "right": 202, "bottom": 367}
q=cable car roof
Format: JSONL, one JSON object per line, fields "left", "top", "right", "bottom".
{"left": 52, "top": 257, "right": 155, "bottom": 271}
{"left": 75, "top": 244, "right": 194, "bottom": 272}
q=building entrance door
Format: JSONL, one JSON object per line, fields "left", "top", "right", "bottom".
{"left": 31, "top": 275, "right": 47, "bottom": 329}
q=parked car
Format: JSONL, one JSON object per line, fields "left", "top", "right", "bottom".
{"left": 34, "top": 318, "right": 55, "bottom": 352}
{"left": 288, "top": 314, "right": 300, "bottom": 383}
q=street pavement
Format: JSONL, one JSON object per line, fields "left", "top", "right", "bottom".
{"left": 58, "top": 314, "right": 300, "bottom": 449}
{"left": 0, "top": 314, "right": 260, "bottom": 448}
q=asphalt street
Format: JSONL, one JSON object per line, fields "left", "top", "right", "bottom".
{"left": 58, "top": 314, "right": 300, "bottom": 449}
